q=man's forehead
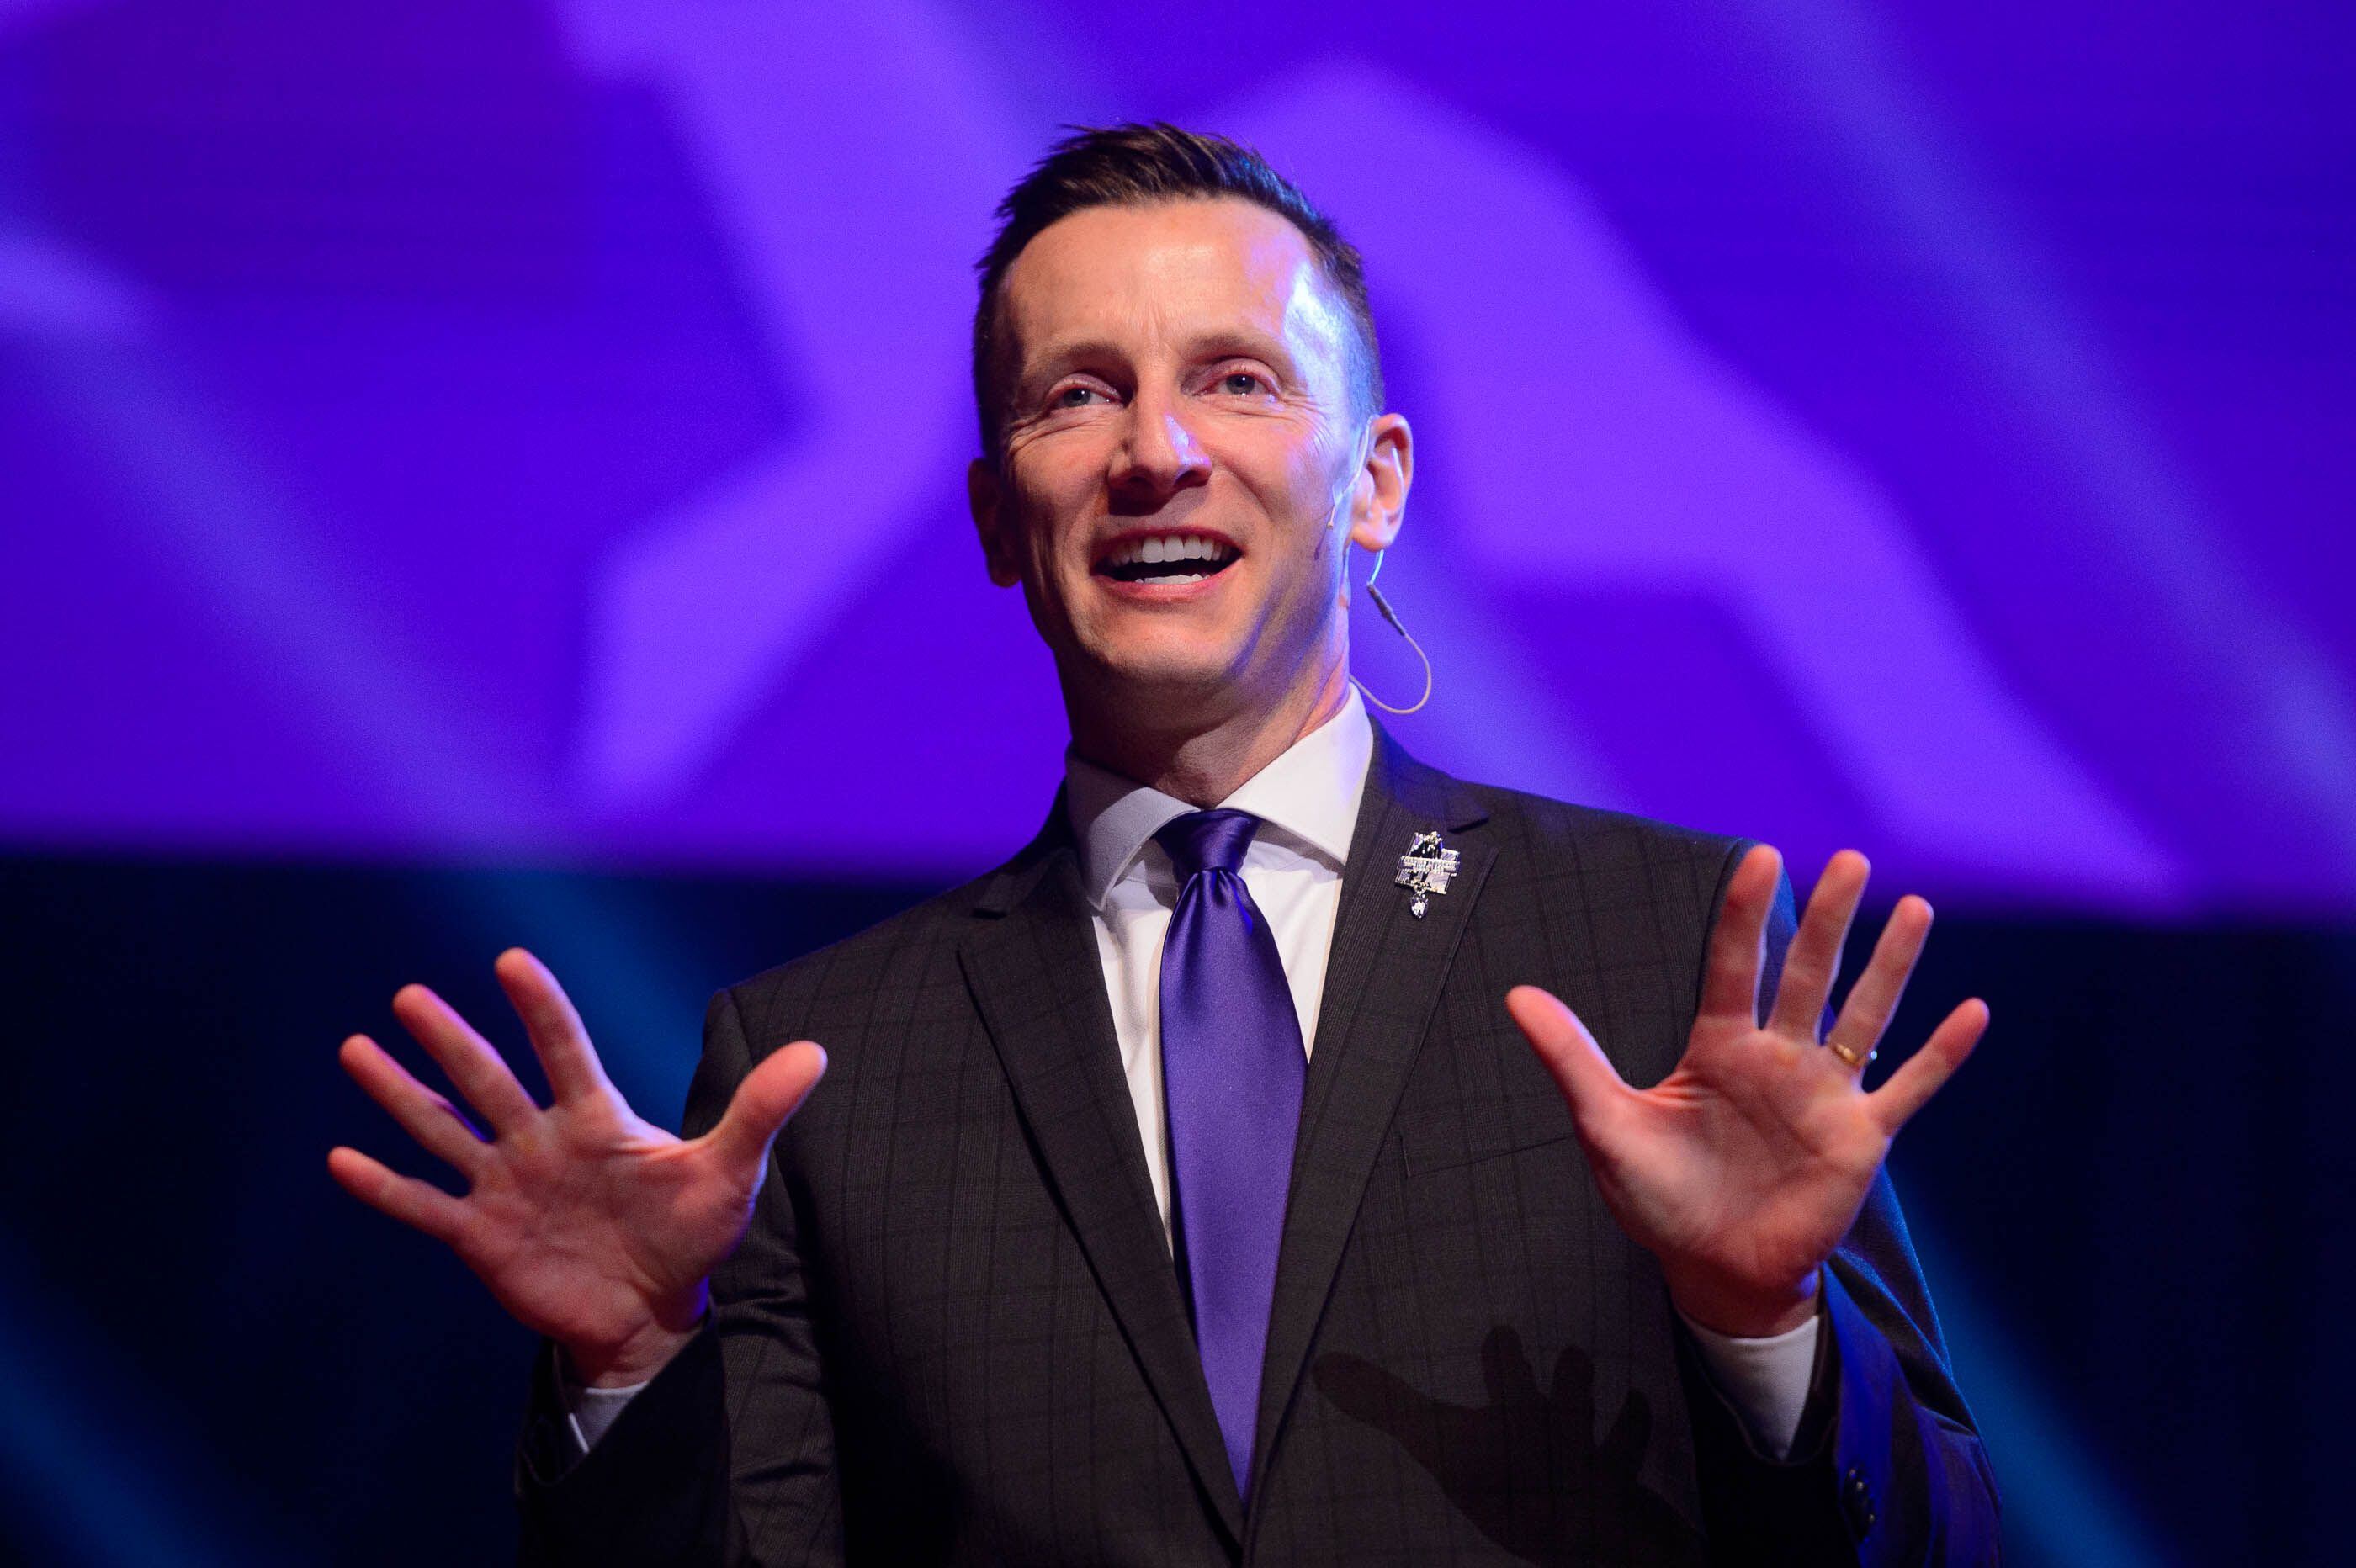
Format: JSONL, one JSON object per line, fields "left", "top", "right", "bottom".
{"left": 999, "top": 197, "right": 1349, "bottom": 368}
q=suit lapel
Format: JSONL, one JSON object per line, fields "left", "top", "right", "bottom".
{"left": 1250, "top": 728, "right": 1496, "bottom": 1498}
{"left": 958, "top": 825, "right": 1246, "bottom": 1545}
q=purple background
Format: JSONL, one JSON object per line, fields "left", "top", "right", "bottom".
{"left": 4, "top": 8, "right": 2355, "bottom": 1564}
{"left": 6, "top": 0, "right": 2354, "bottom": 913}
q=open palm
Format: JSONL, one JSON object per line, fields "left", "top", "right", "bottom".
{"left": 1507, "top": 846, "right": 1986, "bottom": 1336}
{"left": 328, "top": 949, "right": 825, "bottom": 1384}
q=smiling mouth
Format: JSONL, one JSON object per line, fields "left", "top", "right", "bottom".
{"left": 1094, "top": 532, "right": 1241, "bottom": 587}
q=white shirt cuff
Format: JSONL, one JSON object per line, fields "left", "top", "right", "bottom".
{"left": 1677, "top": 1310, "right": 1821, "bottom": 1460}
{"left": 555, "top": 1347, "right": 651, "bottom": 1454}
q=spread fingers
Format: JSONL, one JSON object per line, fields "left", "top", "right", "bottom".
{"left": 339, "top": 1033, "right": 493, "bottom": 1175}
{"left": 326, "top": 1146, "right": 468, "bottom": 1245}
{"left": 1769, "top": 850, "right": 1868, "bottom": 1040}
{"left": 1870, "top": 999, "right": 1990, "bottom": 1132}
{"left": 1824, "top": 896, "right": 1933, "bottom": 1070}
{"left": 1699, "top": 845, "right": 1780, "bottom": 1027}
{"left": 390, "top": 984, "right": 539, "bottom": 1136}
{"left": 494, "top": 949, "right": 611, "bottom": 1106}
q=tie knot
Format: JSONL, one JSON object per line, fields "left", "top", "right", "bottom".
{"left": 1155, "top": 808, "right": 1260, "bottom": 881}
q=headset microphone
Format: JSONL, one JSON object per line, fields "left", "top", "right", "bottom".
{"left": 1325, "top": 421, "right": 1434, "bottom": 715}
{"left": 1353, "top": 548, "right": 1432, "bottom": 715}
{"left": 1329, "top": 414, "right": 1432, "bottom": 706}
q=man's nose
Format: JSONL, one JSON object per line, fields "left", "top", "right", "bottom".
{"left": 1109, "top": 398, "right": 1209, "bottom": 500}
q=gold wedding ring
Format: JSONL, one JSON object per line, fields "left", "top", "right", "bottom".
{"left": 1828, "top": 1038, "right": 1876, "bottom": 1070}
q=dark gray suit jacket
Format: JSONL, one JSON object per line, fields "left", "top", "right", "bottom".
{"left": 517, "top": 731, "right": 1998, "bottom": 1564}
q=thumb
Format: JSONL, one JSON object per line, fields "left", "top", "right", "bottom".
{"left": 1505, "top": 986, "right": 1630, "bottom": 1138}
{"left": 706, "top": 1041, "right": 828, "bottom": 1175}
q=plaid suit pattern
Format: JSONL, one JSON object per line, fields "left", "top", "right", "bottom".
{"left": 517, "top": 731, "right": 1995, "bottom": 1565}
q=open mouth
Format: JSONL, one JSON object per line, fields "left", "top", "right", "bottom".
{"left": 1093, "top": 532, "right": 1241, "bottom": 587}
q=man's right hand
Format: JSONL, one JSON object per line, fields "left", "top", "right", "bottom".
{"left": 328, "top": 949, "right": 826, "bottom": 1386}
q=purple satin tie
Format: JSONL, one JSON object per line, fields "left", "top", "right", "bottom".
{"left": 1154, "top": 808, "right": 1305, "bottom": 1502}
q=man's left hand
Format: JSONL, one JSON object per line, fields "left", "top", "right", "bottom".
{"left": 1505, "top": 845, "right": 1987, "bottom": 1338}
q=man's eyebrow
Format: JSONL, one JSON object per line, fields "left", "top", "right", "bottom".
{"left": 1016, "top": 337, "right": 1131, "bottom": 385}
{"left": 1018, "top": 328, "right": 1299, "bottom": 379}
{"left": 1180, "top": 328, "right": 1298, "bottom": 373}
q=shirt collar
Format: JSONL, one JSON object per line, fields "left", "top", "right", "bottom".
{"left": 1064, "top": 686, "right": 1375, "bottom": 908}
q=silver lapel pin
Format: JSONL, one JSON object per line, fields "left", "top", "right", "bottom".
{"left": 1394, "top": 829, "right": 1461, "bottom": 919}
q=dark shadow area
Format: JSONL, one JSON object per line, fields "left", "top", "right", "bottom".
{"left": 1314, "top": 1328, "right": 1702, "bottom": 1565}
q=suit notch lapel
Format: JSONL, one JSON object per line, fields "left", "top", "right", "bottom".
{"left": 958, "top": 854, "right": 1246, "bottom": 1544}
{"left": 1250, "top": 735, "right": 1497, "bottom": 1502}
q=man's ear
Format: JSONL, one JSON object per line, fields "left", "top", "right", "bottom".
{"left": 968, "top": 458, "right": 1022, "bottom": 587}
{"left": 1346, "top": 412, "right": 1414, "bottom": 556}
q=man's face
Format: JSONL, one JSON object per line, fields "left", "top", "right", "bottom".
{"left": 971, "top": 198, "right": 1402, "bottom": 724}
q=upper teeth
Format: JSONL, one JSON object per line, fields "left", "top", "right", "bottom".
{"left": 1106, "top": 535, "right": 1233, "bottom": 569}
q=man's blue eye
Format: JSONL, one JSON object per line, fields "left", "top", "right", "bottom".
{"left": 1220, "top": 373, "right": 1263, "bottom": 395}
{"left": 1054, "top": 386, "right": 1102, "bottom": 407}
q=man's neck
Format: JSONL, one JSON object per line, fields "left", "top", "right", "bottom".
{"left": 1066, "top": 663, "right": 1352, "bottom": 808}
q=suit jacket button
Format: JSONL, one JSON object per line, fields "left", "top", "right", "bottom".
{"left": 1842, "top": 1465, "right": 1876, "bottom": 1539}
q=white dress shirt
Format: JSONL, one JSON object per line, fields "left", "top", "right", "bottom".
{"left": 1064, "top": 689, "right": 1816, "bottom": 1459}
{"left": 570, "top": 688, "right": 1817, "bottom": 1459}
{"left": 1064, "top": 687, "right": 1372, "bottom": 1248}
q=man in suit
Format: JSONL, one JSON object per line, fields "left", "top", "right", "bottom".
{"left": 330, "top": 126, "right": 1998, "bottom": 1563}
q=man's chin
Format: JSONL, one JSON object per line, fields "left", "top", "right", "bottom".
{"left": 1066, "top": 637, "right": 1249, "bottom": 708}
{"left": 1096, "top": 653, "right": 1242, "bottom": 702}
{"left": 1059, "top": 601, "right": 1347, "bottom": 712}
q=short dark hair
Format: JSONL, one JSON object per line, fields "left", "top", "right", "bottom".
{"left": 971, "top": 123, "right": 1384, "bottom": 458}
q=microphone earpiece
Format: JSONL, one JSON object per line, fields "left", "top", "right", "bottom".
{"left": 1327, "top": 426, "right": 1433, "bottom": 714}
{"left": 1352, "top": 550, "right": 1432, "bottom": 716}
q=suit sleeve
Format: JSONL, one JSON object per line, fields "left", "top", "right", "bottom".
{"left": 1681, "top": 851, "right": 2002, "bottom": 1565}
{"left": 514, "top": 988, "right": 846, "bottom": 1567}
